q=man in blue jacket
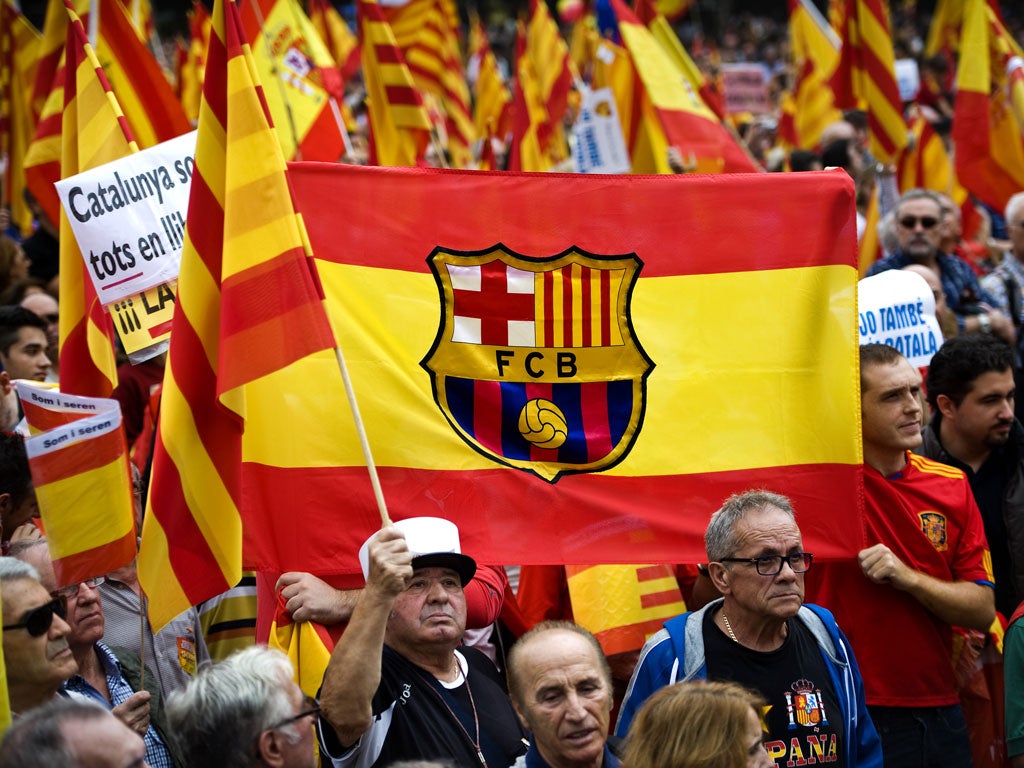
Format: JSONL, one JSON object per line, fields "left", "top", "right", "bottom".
{"left": 615, "top": 490, "right": 882, "bottom": 768}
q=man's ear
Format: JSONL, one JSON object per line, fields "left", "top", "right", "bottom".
{"left": 511, "top": 698, "right": 530, "bottom": 732}
{"left": 707, "top": 562, "right": 732, "bottom": 595}
{"left": 256, "top": 729, "right": 287, "bottom": 767}
{"left": 935, "top": 393, "right": 957, "bottom": 420}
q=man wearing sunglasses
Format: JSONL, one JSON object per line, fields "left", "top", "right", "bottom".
{"left": 866, "top": 189, "right": 1015, "bottom": 343}
{"left": 805, "top": 344, "right": 996, "bottom": 768}
{"left": 13, "top": 539, "right": 177, "bottom": 768}
{"left": 0, "top": 556, "right": 77, "bottom": 715}
{"left": 615, "top": 491, "right": 882, "bottom": 768}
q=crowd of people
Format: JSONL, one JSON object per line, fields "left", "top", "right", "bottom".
{"left": 4, "top": 0, "right": 1024, "bottom": 766}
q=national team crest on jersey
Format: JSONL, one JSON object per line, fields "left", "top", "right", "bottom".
{"left": 919, "top": 511, "right": 948, "bottom": 551}
{"left": 421, "top": 245, "right": 654, "bottom": 482}
{"left": 785, "top": 679, "right": 829, "bottom": 729}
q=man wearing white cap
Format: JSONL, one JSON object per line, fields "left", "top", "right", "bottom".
{"left": 318, "top": 519, "right": 528, "bottom": 768}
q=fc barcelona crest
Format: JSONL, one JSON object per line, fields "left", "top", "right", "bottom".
{"left": 421, "top": 245, "right": 655, "bottom": 482}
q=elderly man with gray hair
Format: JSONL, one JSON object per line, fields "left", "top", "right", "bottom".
{"left": 166, "top": 645, "right": 317, "bottom": 768}
{"left": 615, "top": 490, "right": 882, "bottom": 767}
{"left": 0, "top": 556, "right": 77, "bottom": 716}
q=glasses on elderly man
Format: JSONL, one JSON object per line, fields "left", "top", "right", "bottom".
{"left": 51, "top": 576, "right": 107, "bottom": 601}
{"left": 268, "top": 696, "right": 320, "bottom": 731}
{"left": 719, "top": 552, "right": 813, "bottom": 576}
{"left": 2, "top": 595, "right": 68, "bottom": 637}
{"left": 897, "top": 215, "right": 939, "bottom": 230}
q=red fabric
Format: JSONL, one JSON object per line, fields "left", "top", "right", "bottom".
{"left": 806, "top": 453, "right": 993, "bottom": 706}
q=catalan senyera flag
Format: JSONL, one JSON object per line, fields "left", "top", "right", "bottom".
{"left": 606, "top": 0, "right": 757, "bottom": 174}
{"left": 567, "top": 564, "right": 686, "bottom": 656}
{"left": 23, "top": 0, "right": 191, "bottom": 227}
{"left": 237, "top": 0, "right": 346, "bottom": 161}
{"left": 16, "top": 381, "right": 136, "bottom": 587}
{"left": 0, "top": 0, "right": 40, "bottom": 237}
{"left": 268, "top": 595, "right": 340, "bottom": 697}
{"left": 57, "top": 0, "right": 137, "bottom": 398}
{"left": 29, "top": 0, "right": 67, "bottom": 122}
{"left": 469, "top": 16, "right": 511, "bottom": 143}
{"left": 830, "top": 0, "right": 907, "bottom": 163}
{"left": 238, "top": 165, "right": 864, "bottom": 575}
{"left": 308, "top": 0, "right": 360, "bottom": 81}
{"left": 953, "top": 0, "right": 1024, "bottom": 213}
{"left": 383, "top": 0, "right": 475, "bottom": 168}
{"left": 524, "top": 0, "right": 575, "bottom": 159}
{"left": 358, "top": 0, "right": 431, "bottom": 166}
{"left": 782, "top": 0, "right": 841, "bottom": 150}
{"left": 508, "top": 21, "right": 550, "bottom": 172}
{"left": 179, "top": 1, "right": 211, "bottom": 124}
{"left": 137, "top": 0, "right": 335, "bottom": 631}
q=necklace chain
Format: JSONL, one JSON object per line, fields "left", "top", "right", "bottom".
{"left": 431, "top": 654, "right": 488, "bottom": 768}
{"left": 721, "top": 610, "right": 739, "bottom": 643}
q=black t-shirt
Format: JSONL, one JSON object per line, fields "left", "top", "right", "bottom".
{"left": 704, "top": 610, "right": 845, "bottom": 767}
{"left": 318, "top": 645, "right": 527, "bottom": 768}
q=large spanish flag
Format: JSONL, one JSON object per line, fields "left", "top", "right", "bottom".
{"left": 239, "top": 166, "right": 864, "bottom": 575}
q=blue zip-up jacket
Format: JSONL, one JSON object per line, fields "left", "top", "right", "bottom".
{"left": 614, "top": 599, "right": 883, "bottom": 768}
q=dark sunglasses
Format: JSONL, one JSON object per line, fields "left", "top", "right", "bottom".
{"left": 2, "top": 595, "right": 67, "bottom": 637}
{"left": 898, "top": 215, "right": 939, "bottom": 230}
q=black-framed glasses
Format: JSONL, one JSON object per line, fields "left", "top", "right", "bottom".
{"left": 2, "top": 595, "right": 67, "bottom": 637}
{"left": 52, "top": 576, "right": 106, "bottom": 600}
{"left": 898, "top": 215, "right": 939, "bottom": 230}
{"left": 719, "top": 552, "right": 813, "bottom": 576}
{"left": 268, "top": 696, "right": 320, "bottom": 731}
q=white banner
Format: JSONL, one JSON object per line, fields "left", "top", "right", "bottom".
{"left": 55, "top": 130, "right": 197, "bottom": 306}
{"left": 858, "top": 270, "right": 943, "bottom": 367}
{"left": 572, "top": 86, "right": 630, "bottom": 175}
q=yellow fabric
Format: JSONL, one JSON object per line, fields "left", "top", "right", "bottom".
{"left": 567, "top": 564, "right": 685, "bottom": 637}
{"left": 787, "top": 0, "right": 842, "bottom": 149}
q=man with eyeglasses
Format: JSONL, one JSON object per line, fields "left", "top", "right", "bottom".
{"left": 805, "top": 343, "right": 996, "bottom": 768}
{"left": 13, "top": 539, "right": 178, "bottom": 767}
{"left": 615, "top": 490, "right": 882, "bottom": 767}
{"left": 0, "top": 556, "right": 77, "bottom": 715}
{"left": 166, "top": 645, "right": 316, "bottom": 768}
{"left": 866, "top": 189, "right": 1015, "bottom": 342}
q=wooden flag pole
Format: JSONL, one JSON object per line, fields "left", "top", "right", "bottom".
{"left": 332, "top": 346, "right": 391, "bottom": 527}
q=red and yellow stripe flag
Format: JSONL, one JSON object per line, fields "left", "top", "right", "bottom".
{"left": 567, "top": 564, "right": 686, "bottom": 656}
{"left": 0, "top": 0, "right": 40, "bottom": 237}
{"left": 268, "top": 593, "right": 340, "bottom": 697}
{"left": 830, "top": 0, "right": 907, "bottom": 163}
{"left": 781, "top": 0, "right": 841, "bottom": 150}
{"left": 524, "top": 0, "right": 576, "bottom": 160}
{"left": 469, "top": 15, "right": 510, "bottom": 145}
{"left": 358, "top": 0, "right": 431, "bottom": 166}
{"left": 238, "top": 166, "right": 864, "bottom": 574}
{"left": 953, "top": 0, "right": 1024, "bottom": 212}
{"left": 607, "top": 0, "right": 757, "bottom": 174}
{"left": 237, "top": 0, "right": 347, "bottom": 162}
{"left": 383, "top": 0, "right": 475, "bottom": 168}
{"left": 508, "top": 20, "right": 549, "bottom": 172}
{"left": 15, "top": 381, "right": 136, "bottom": 587}
{"left": 179, "top": 2, "right": 211, "bottom": 124}
{"left": 634, "top": 0, "right": 725, "bottom": 121}
{"left": 57, "top": 0, "right": 138, "bottom": 398}
{"left": 308, "top": 0, "right": 360, "bottom": 81}
{"left": 138, "top": 0, "right": 335, "bottom": 631}
{"left": 24, "top": 0, "right": 191, "bottom": 228}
